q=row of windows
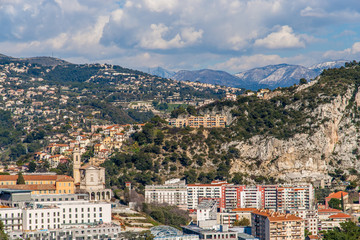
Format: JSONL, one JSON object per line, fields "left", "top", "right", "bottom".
{"left": 57, "top": 183, "right": 72, "bottom": 186}
{"left": 57, "top": 189, "right": 72, "bottom": 194}
{"left": 29, "top": 218, "right": 60, "bottom": 224}
{"left": 63, "top": 213, "right": 102, "bottom": 219}
{"left": 0, "top": 213, "right": 22, "bottom": 218}
{"left": 62, "top": 207, "right": 102, "bottom": 212}
{"left": 35, "top": 197, "right": 75, "bottom": 202}
{"left": 29, "top": 212, "right": 60, "bottom": 218}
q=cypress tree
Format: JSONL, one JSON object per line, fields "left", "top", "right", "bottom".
{"left": 16, "top": 172, "right": 25, "bottom": 184}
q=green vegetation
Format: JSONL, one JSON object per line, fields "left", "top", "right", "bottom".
{"left": 0, "top": 221, "right": 8, "bottom": 240}
{"left": 323, "top": 221, "right": 360, "bottom": 239}
{"left": 142, "top": 203, "right": 190, "bottom": 229}
{"left": 233, "top": 217, "right": 250, "bottom": 226}
{"left": 16, "top": 172, "right": 25, "bottom": 184}
{"left": 328, "top": 198, "right": 342, "bottom": 210}
{"left": 0, "top": 110, "right": 22, "bottom": 148}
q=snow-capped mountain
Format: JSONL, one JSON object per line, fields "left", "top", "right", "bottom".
{"left": 235, "top": 64, "right": 319, "bottom": 90}
{"left": 310, "top": 60, "right": 348, "bottom": 74}
{"left": 148, "top": 60, "right": 348, "bottom": 90}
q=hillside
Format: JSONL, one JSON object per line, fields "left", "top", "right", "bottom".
{"left": 0, "top": 56, "right": 233, "bottom": 162}
{"left": 102, "top": 61, "right": 360, "bottom": 190}
{"left": 172, "top": 69, "right": 241, "bottom": 86}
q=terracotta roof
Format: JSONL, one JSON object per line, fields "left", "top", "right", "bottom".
{"left": 326, "top": 191, "right": 348, "bottom": 199}
{"left": 0, "top": 184, "right": 56, "bottom": 191}
{"left": 308, "top": 235, "right": 319, "bottom": 239}
{"left": 329, "top": 213, "right": 352, "bottom": 219}
{"left": 252, "top": 209, "right": 303, "bottom": 222}
{"left": 0, "top": 175, "right": 73, "bottom": 182}
{"left": 231, "top": 208, "right": 257, "bottom": 212}
{"left": 318, "top": 208, "right": 342, "bottom": 214}
{"left": 56, "top": 176, "right": 74, "bottom": 182}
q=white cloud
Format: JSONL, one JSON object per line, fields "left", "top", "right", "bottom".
{"left": 138, "top": 24, "right": 203, "bottom": 50}
{"left": 322, "top": 42, "right": 360, "bottom": 60}
{"left": 254, "top": 25, "right": 306, "bottom": 49}
{"left": 143, "top": 0, "right": 179, "bottom": 13}
{"left": 352, "top": 42, "right": 360, "bottom": 54}
{"left": 300, "top": 6, "right": 360, "bottom": 21}
{"left": 1, "top": 0, "right": 360, "bottom": 72}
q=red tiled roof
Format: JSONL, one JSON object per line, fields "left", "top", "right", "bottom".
{"left": 252, "top": 209, "right": 303, "bottom": 222}
{"left": 231, "top": 208, "right": 257, "bottom": 212}
{"left": 308, "top": 235, "right": 319, "bottom": 239}
{"left": 329, "top": 213, "right": 351, "bottom": 219}
{"left": 326, "top": 191, "right": 348, "bottom": 199}
{"left": 0, "top": 175, "right": 73, "bottom": 182}
{"left": 0, "top": 184, "right": 56, "bottom": 191}
{"left": 318, "top": 208, "right": 342, "bottom": 213}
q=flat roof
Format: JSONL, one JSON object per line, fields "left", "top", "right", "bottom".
{"left": 182, "top": 225, "right": 237, "bottom": 234}
{"left": 0, "top": 189, "right": 32, "bottom": 194}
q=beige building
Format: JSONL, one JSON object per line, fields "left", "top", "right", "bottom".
{"left": 252, "top": 209, "right": 304, "bottom": 240}
{"left": 169, "top": 114, "right": 226, "bottom": 128}
{"left": 73, "top": 147, "right": 111, "bottom": 201}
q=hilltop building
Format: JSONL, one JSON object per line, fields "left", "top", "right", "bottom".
{"left": 169, "top": 114, "right": 226, "bottom": 128}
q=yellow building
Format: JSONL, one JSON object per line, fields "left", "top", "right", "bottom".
{"left": 0, "top": 174, "right": 74, "bottom": 195}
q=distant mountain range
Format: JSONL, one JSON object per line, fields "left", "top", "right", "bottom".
{"left": 149, "top": 60, "right": 348, "bottom": 90}
{"left": 0, "top": 54, "right": 69, "bottom": 66}
{"left": 172, "top": 69, "right": 241, "bottom": 87}
{"left": 147, "top": 67, "right": 176, "bottom": 79}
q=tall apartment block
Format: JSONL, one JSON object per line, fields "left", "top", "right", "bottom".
{"left": 145, "top": 179, "right": 187, "bottom": 209}
{"left": 251, "top": 209, "right": 304, "bottom": 240}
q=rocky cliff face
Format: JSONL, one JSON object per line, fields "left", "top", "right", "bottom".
{"left": 227, "top": 82, "right": 359, "bottom": 182}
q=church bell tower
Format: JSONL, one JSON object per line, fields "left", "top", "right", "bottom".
{"left": 73, "top": 146, "right": 81, "bottom": 184}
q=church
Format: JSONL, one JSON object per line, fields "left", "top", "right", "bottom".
{"left": 73, "top": 146, "right": 112, "bottom": 201}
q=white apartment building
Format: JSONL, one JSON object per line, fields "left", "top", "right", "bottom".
{"left": 187, "top": 181, "right": 229, "bottom": 210}
{"left": 0, "top": 201, "right": 112, "bottom": 232}
{"left": 239, "top": 186, "right": 263, "bottom": 209}
{"left": 262, "top": 185, "right": 278, "bottom": 210}
{"left": 0, "top": 208, "right": 23, "bottom": 231}
{"left": 145, "top": 179, "right": 187, "bottom": 209}
{"left": 277, "top": 183, "right": 314, "bottom": 212}
{"left": 23, "top": 207, "right": 61, "bottom": 231}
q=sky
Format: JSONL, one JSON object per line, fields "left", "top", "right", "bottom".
{"left": 1, "top": 0, "right": 360, "bottom": 73}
